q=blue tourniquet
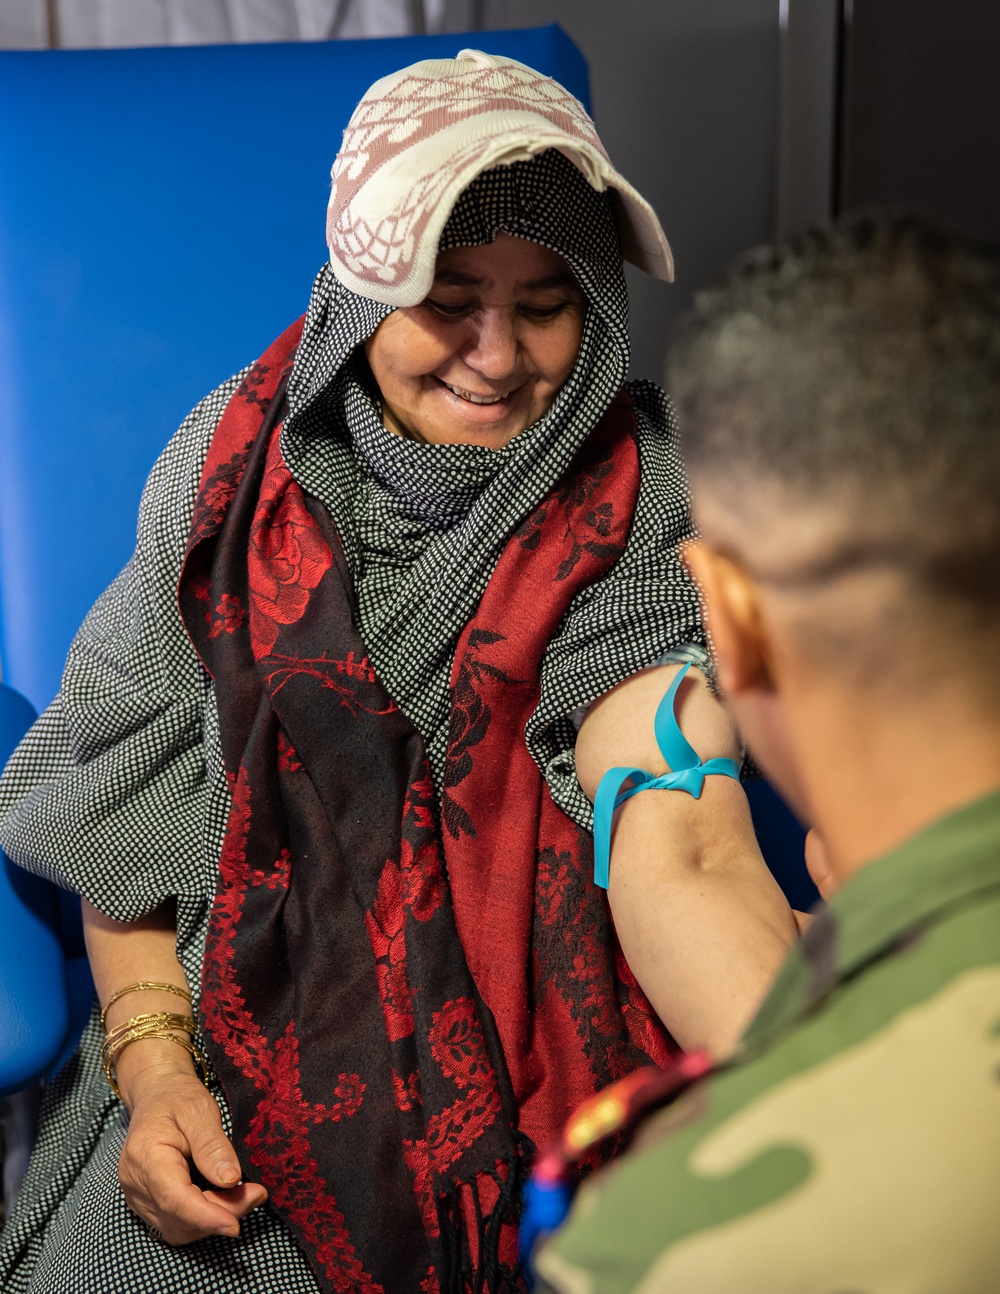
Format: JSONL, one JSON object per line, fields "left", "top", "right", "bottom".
{"left": 592, "top": 663, "right": 741, "bottom": 889}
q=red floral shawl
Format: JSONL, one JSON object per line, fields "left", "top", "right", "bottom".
{"left": 178, "top": 319, "right": 673, "bottom": 1293}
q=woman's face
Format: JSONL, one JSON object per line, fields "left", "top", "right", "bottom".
{"left": 364, "top": 233, "right": 586, "bottom": 450}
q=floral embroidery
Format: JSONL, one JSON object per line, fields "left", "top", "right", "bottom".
{"left": 441, "top": 630, "right": 518, "bottom": 841}
{"left": 249, "top": 847, "right": 291, "bottom": 891}
{"left": 277, "top": 729, "right": 304, "bottom": 772}
{"left": 514, "top": 446, "right": 623, "bottom": 581}
{"left": 235, "top": 360, "right": 272, "bottom": 412}
{"left": 208, "top": 592, "right": 246, "bottom": 638}
{"left": 364, "top": 860, "right": 414, "bottom": 1042}
{"left": 247, "top": 469, "right": 333, "bottom": 658}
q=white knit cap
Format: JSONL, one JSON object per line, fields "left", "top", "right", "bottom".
{"left": 326, "top": 48, "right": 674, "bottom": 307}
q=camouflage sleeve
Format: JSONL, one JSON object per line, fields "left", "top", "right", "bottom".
{"left": 534, "top": 895, "right": 1000, "bottom": 1293}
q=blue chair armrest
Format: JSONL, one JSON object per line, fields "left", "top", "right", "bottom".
{"left": 0, "top": 683, "right": 73, "bottom": 1094}
{"left": 0, "top": 856, "right": 70, "bottom": 1096}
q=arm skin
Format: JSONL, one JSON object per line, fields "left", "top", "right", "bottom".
{"left": 576, "top": 664, "right": 798, "bottom": 1059}
{"left": 83, "top": 899, "right": 267, "bottom": 1244}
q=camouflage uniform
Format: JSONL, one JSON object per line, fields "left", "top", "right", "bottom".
{"left": 536, "top": 788, "right": 1000, "bottom": 1294}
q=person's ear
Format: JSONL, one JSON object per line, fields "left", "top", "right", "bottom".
{"left": 683, "top": 541, "right": 774, "bottom": 698}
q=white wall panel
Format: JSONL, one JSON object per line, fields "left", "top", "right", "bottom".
{"left": 291, "top": 0, "right": 339, "bottom": 40}
{"left": 0, "top": 0, "right": 47, "bottom": 48}
{"left": 56, "top": 0, "right": 101, "bottom": 47}
{"left": 338, "top": 0, "right": 413, "bottom": 39}
{"left": 95, "top": 0, "right": 168, "bottom": 46}
{"left": 167, "top": 0, "right": 233, "bottom": 43}
{"left": 14, "top": 0, "right": 479, "bottom": 47}
{"left": 223, "top": 0, "right": 300, "bottom": 41}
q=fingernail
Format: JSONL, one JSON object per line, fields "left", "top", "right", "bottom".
{"left": 218, "top": 1222, "right": 240, "bottom": 1239}
{"left": 216, "top": 1161, "right": 240, "bottom": 1185}
{"left": 251, "top": 1191, "right": 267, "bottom": 1209}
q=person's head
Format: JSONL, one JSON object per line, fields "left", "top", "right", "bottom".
{"left": 671, "top": 215, "right": 1000, "bottom": 830}
{"left": 363, "top": 207, "right": 587, "bottom": 450}
{"left": 322, "top": 49, "right": 674, "bottom": 448}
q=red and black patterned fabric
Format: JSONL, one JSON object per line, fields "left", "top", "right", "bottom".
{"left": 178, "top": 320, "right": 674, "bottom": 1293}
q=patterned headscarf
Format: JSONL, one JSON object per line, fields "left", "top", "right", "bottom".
{"left": 325, "top": 47, "right": 673, "bottom": 305}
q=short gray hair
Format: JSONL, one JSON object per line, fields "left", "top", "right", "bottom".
{"left": 668, "top": 215, "right": 1000, "bottom": 614}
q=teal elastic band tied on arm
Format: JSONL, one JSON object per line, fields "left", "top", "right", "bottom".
{"left": 592, "top": 662, "right": 741, "bottom": 889}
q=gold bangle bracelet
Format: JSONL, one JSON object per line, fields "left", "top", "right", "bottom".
{"left": 103, "top": 1031, "right": 211, "bottom": 1101}
{"left": 100, "top": 981, "right": 192, "bottom": 1030}
{"left": 100, "top": 1012, "right": 209, "bottom": 1100}
{"left": 102, "top": 1011, "right": 196, "bottom": 1058}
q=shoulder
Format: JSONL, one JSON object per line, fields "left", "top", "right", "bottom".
{"left": 607, "top": 380, "right": 694, "bottom": 562}
{"left": 624, "top": 378, "right": 680, "bottom": 441}
{"left": 136, "top": 369, "right": 247, "bottom": 557}
{"left": 622, "top": 379, "right": 688, "bottom": 517}
{"left": 143, "top": 370, "right": 246, "bottom": 506}
{"left": 538, "top": 904, "right": 1000, "bottom": 1292}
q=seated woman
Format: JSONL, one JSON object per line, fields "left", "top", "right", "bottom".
{"left": 0, "top": 49, "right": 795, "bottom": 1294}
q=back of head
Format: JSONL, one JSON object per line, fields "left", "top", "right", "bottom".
{"left": 669, "top": 214, "right": 1000, "bottom": 696}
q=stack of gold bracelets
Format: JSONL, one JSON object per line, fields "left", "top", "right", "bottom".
{"left": 100, "top": 981, "right": 210, "bottom": 1100}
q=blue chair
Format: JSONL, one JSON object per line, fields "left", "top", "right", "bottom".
{"left": 0, "top": 680, "right": 93, "bottom": 1089}
{"left": 0, "top": 683, "right": 72, "bottom": 1097}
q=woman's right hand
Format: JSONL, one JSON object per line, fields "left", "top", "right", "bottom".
{"left": 81, "top": 899, "right": 268, "bottom": 1242}
{"left": 116, "top": 1039, "right": 267, "bottom": 1245}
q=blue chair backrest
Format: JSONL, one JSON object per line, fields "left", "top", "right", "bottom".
{"left": 0, "top": 26, "right": 589, "bottom": 714}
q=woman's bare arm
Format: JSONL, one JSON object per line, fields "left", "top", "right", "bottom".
{"left": 83, "top": 899, "right": 266, "bottom": 1243}
{"left": 575, "top": 665, "right": 797, "bottom": 1059}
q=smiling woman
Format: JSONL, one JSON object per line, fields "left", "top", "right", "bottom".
{"left": 366, "top": 236, "right": 586, "bottom": 449}
{"left": 0, "top": 46, "right": 795, "bottom": 1294}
